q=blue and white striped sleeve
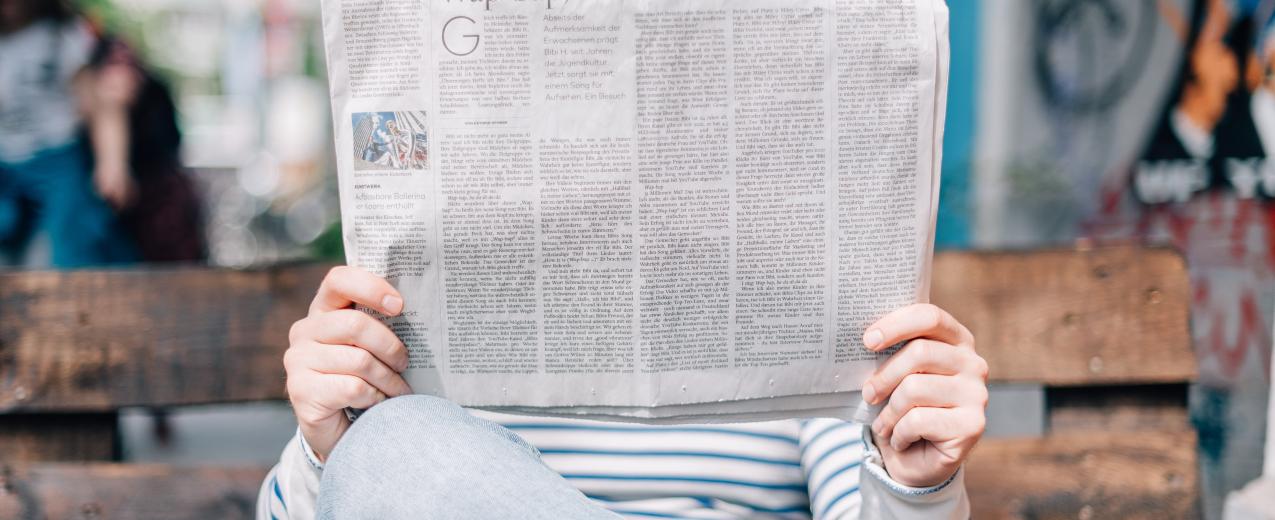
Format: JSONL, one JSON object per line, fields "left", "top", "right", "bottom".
{"left": 256, "top": 429, "right": 325, "bottom": 520}
{"left": 799, "top": 419, "right": 865, "bottom": 519}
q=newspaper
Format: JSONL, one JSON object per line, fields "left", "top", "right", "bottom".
{"left": 318, "top": 0, "right": 949, "bottom": 423}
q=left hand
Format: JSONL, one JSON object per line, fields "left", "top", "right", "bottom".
{"left": 94, "top": 165, "right": 137, "bottom": 210}
{"left": 861, "top": 303, "right": 988, "bottom": 488}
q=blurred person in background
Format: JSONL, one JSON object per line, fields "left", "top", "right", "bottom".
{"left": 0, "top": 0, "right": 136, "bottom": 267}
{"left": 0, "top": 0, "right": 203, "bottom": 268}
{"left": 82, "top": 36, "right": 206, "bottom": 263}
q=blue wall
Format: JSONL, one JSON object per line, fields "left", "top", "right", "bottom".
{"left": 934, "top": 0, "right": 977, "bottom": 249}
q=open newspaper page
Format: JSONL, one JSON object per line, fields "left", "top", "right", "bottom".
{"left": 319, "top": 0, "right": 948, "bottom": 422}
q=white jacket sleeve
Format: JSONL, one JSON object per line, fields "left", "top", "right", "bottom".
{"left": 256, "top": 430, "right": 325, "bottom": 520}
{"left": 798, "top": 419, "right": 968, "bottom": 519}
{"left": 858, "top": 425, "right": 970, "bottom": 519}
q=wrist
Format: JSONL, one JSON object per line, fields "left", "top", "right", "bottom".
{"left": 95, "top": 163, "right": 129, "bottom": 180}
{"left": 865, "top": 427, "right": 956, "bottom": 488}
{"left": 295, "top": 427, "right": 327, "bottom": 471}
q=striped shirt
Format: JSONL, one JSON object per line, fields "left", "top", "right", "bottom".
{"left": 257, "top": 414, "right": 886, "bottom": 519}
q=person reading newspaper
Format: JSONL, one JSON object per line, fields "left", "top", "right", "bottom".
{"left": 264, "top": 0, "right": 976, "bottom": 516}
{"left": 258, "top": 266, "right": 987, "bottom": 519}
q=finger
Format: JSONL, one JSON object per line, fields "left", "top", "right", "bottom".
{"left": 311, "top": 266, "right": 404, "bottom": 317}
{"left": 862, "top": 339, "right": 974, "bottom": 405}
{"left": 863, "top": 304, "right": 973, "bottom": 352}
{"left": 872, "top": 374, "right": 979, "bottom": 439}
{"left": 890, "top": 407, "right": 984, "bottom": 454}
{"left": 291, "top": 310, "right": 410, "bottom": 372}
{"left": 310, "top": 373, "right": 389, "bottom": 412}
{"left": 301, "top": 343, "right": 413, "bottom": 397}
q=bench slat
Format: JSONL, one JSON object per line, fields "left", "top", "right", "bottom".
{"left": 1, "top": 430, "right": 1199, "bottom": 520}
{"left": 932, "top": 246, "right": 1195, "bottom": 385}
{"left": 967, "top": 430, "right": 1199, "bottom": 519}
{"left": 0, "top": 264, "right": 329, "bottom": 412}
{"left": 0, "top": 246, "right": 1193, "bottom": 411}
{"left": 0, "top": 464, "right": 267, "bottom": 519}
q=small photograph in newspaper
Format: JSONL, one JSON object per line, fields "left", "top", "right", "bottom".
{"left": 351, "top": 111, "right": 432, "bottom": 171}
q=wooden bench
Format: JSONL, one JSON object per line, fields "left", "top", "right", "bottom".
{"left": 0, "top": 246, "right": 1197, "bottom": 518}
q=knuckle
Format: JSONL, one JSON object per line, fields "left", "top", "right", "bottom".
{"left": 974, "top": 384, "right": 990, "bottom": 410}
{"left": 970, "top": 411, "right": 987, "bottom": 436}
{"left": 970, "top": 354, "right": 990, "bottom": 381}
{"left": 910, "top": 338, "right": 935, "bottom": 361}
{"left": 282, "top": 347, "right": 297, "bottom": 370}
{"left": 354, "top": 349, "right": 377, "bottom": 373}
{"left": 894, "top": 410, "right": 917, "bottom": 431}
{"left": 285, "top": 376, "right": 301, "bottom": 400}
{"left": 892, "top": 377, "right": 915, "bottom": 405}
{"left": 921, "top": 304, "right": 945, "bottom": 330}
{"left": 288, "top": 319, "right": 307, "bottom": 344}
{"left": 326, "top": 265, "right": 348, "bottom": 283}
{"left": 335, "top": 310, "right": 366, "bottom": 340}
{"left": 339, "top": 377, "right": 366, "bottom": 400}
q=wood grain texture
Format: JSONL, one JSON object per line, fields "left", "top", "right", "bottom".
{"left": 0, "top": 264, "right": 330, "bottom": 412}
{"left": 0, "top": 463, "right": 267, "bottom": 520}
{"left": 932, "top": 246, "right": 1195, "bottom": 386}
{"left": 0, "top": 246, "right": 1192, "bottom": 409}
{"left": 966, "top": 431, "right": 1199, "bottom": 519}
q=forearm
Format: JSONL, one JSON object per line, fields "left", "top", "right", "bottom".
{"left": 88, "top": 104, "right": 130, "bottom": 177}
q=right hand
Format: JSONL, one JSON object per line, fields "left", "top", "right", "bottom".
{"left": 285, "top": 266, "right": 413, "bottom": 461}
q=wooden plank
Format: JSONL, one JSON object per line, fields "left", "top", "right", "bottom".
{"left": 966, "top": 430, "right": 1199, "bottom": 519}
{"left": 0, "top": 414, "right": 117, "bottom": 463}
{"left": 932, "top": 246, "right": 1195, "bottom": 386}
{"left": 0, "top": 264, "right": 330, "bottom": 412}
{"left": 0, "top": 464, "right": 268, "bottom": 520}
{"left": 0, "top": 246, "right": 1194, "bottom": 409}
{"left": 0, "top": 435, "right": 1201, "bottom": 519}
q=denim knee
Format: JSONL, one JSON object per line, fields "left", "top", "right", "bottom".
{"left": 327, "top": 395, "right": 539, "bottom": 471}
{"left": 317, "top": 396, "right": 617, "bottom": 520}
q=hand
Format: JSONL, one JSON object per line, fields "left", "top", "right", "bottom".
{"left": 860, "top": 303, "right": 988, "bottom": 488}
{"left": 93, "top": 165, "right": 137, "bottom": 210}
{"left": 94, "top": 62, "right": 141, "bottom": 108}
{"left": 285, "top": 266, "right": 413, "bottom": 461}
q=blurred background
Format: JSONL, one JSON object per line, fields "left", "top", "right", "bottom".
{"left": 1, "top": 0, "right": 1271, "bottom": 518}
{"left": 0, "top": 0, "right": 340, "bottom": 270}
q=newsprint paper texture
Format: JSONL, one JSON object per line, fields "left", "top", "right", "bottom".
{"left": 318, "top": 0, "right": 950, "bottom": 423}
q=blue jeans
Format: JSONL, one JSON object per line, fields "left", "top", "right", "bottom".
{"left": 0, "top": 144, "right": 137, "bottom": 268}
{"left": 317, "top": 395, "right": 621, "bottom": 519}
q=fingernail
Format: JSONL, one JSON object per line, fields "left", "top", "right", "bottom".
{"left": 862, "top": 382, "right": 878, "bottom": 405}
{"left": 863, "top": 329, "right": 884, "bottom": 350}
{"left": 871, "top": 417, "right": 883, "bottom": 436}
{"left": 382, "top": 295, "right": 404, "bottom": 315}
{"left": 891, "top": 436, "right": 906, "bottom": 452}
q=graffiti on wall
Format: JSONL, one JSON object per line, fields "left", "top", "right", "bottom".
{"left": 990, "top": 1, "right": 1275, "bottom": 514}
